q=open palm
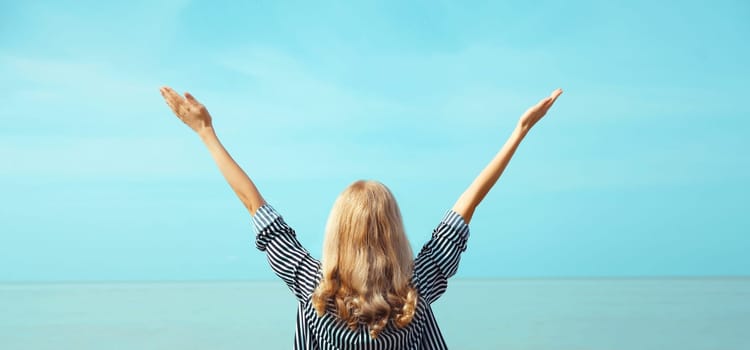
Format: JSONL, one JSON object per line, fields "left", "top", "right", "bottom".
{"left": 159, "top": 86, "right": 213, "bottom": 133}
{"left": 518, "top": 89, "right": 563, "bottom": 133}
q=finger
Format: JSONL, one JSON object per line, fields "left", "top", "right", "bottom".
{"left": 160, "top": 87, "right": 174, "bottom": 104}
{"left": 163, "top": 93, "right": 181, "bottom": 111}
{"left": 537, "top": 96, "right": 552, "bottom": 110}
{"left": 161, "top": 89, "right": 177, "bottom": 109}
{"left": 163, "top": 97, "right": 175, "bottom": 111}
{"left": 534, "top": 96, "right": 550, "bottom": 108}
{"left": 549, "top": 88, "right": 563, "bottom": 104}
{"left": 542, "top": 89, "right": 561, "bottom": 107}
{"left": 168, "top": 92, "right": 189, "bottom": 112}
{"left": 163, "top": 86, "right": 185, "bottom": 104}
{"left": 161, "top": 92, "right": 183, "bottom": 115}
{"left": 541, "top": 89, "right": 563, "bottom": 113}
{"left": 161, "top": 86, "right": 177, "bottom": 98}
{"left": 162, "top": 86, "right": 177, "bottom": 94}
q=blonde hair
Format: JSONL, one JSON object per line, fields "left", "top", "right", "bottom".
{"left": 312, "top": 180, "right": 418, "bottom": 339}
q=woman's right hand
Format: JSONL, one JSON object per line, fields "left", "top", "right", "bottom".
{"left": 160, "top": 86, "right": 213, "bottom": 134}
{"left": 517, "top": 88, "right": 563, "bottom": 134}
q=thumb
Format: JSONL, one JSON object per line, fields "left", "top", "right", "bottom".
{"left": 184, "top": 92, "right": 200, "bottom": 105}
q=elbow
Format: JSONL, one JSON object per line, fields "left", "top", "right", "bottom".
{"left": 239, "top": 193, "right": 264, "bottom": 215}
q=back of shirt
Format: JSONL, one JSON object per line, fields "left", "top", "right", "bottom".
{"left": 252, "top": 204, "right": 470, "bottom": 350}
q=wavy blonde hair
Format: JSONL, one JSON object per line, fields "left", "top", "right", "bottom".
{"left": 312, "top": 180, "right": 418, "bottom": 339}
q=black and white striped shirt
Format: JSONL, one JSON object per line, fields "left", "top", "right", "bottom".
{"left": 252, "top": 204, "right": 470, "bottom": 350}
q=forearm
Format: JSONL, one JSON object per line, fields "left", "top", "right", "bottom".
{"left": 452, "top": 124, "right": 527, "bottom": 223}
{"left": 199, "top": 127, "right": 265, "bottom": 214}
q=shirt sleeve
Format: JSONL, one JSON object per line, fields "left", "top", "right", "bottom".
{"left": 413, "top": 209, "right": 470, "bottom": 304}
{"left": 252, "top": 203, "right": 321, "bottom": 301}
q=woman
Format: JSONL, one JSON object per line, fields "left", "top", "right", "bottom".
{"left": 159, "top": 86, "right": 562, "bottom": 349}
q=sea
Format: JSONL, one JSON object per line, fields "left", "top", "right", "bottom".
{"left": 1, "top": 278, "right": 748, "bottom": 349}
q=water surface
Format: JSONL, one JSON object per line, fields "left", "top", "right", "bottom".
{"left": 1, "top": 278, "right": 748, "bottom": 349}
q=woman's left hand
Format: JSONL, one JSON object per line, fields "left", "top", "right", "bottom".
{"left": 160, "top": 86, "right": 213, "bottom": 134}
{"left": 517, "top": 88, "right": 563, "bottom": 134}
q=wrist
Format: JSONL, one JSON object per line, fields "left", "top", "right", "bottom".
{"left": 513, "top": 123, "right": 529, "bottom": 139}
{"left": 198, "top": 126, "right": 216, "bottom": 140}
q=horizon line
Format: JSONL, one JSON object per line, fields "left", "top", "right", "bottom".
{"left": 2, "top": 275, "right": 749, "bottom": 286}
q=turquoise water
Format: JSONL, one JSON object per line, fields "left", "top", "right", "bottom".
{"left": 1, "top": 278, "right": 748, "bottom": 349}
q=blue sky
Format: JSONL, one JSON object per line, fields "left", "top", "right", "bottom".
{"left": 1, "top": 0, "right": 748, "bottom": 282}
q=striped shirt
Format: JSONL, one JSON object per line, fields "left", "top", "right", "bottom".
{"left": 252, "top": 204, "right": 470, "bottom": 350}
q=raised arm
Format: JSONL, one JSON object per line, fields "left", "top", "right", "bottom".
{"left": 159, "top": 86, "right": 266, "bottom": 215}
{"left": 452, "top": 88, "right": 563, "bottom": 223}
